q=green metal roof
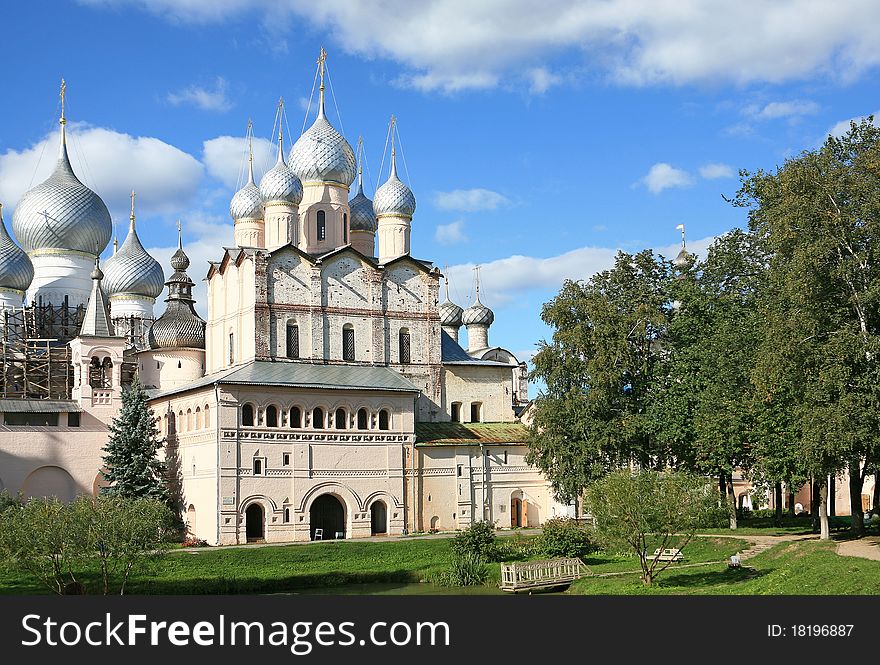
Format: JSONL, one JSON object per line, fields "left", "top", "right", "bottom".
{"left": 415, "top": 422, "right": 530, "bottom": 446}
{"left": 0, "top": 399, "right": 82, "bottom": 413}
{"left": 150, "top": 360, "right": 420, "bottom": 399}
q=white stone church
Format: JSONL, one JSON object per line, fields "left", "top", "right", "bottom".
{"left": 0, "top": 55, "right": 571, "bottom": 545}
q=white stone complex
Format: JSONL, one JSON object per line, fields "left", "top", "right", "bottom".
{"left": 0, "top": 58, "right": 571, "bottom": 545}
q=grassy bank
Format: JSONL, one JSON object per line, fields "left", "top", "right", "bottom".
{"left": 570, "top": 540, "right": 880, "bottom": 595}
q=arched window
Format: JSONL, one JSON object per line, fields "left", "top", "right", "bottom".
{"left": 451, "top": 402, "right": 462, "bottom": 422}
{"left": 178, "top": 410, "right": 184, "bottom": 432}
{"left": 242, "top": 404, "right": 255, "bottom": 427}
{"left": 335, "top": 408, "right": 346, "bottom": 429}
{"left": 286, "top": 323, "right": 299, "bottom": 359}
{"left": 101, "top": 357, "right": 113, "bottom": 388}
{"left": 312, "top": 407, "right": 324, "bottom": 429}
{"left": 187, "top": 409, "right": 193, "bottom": 430}
{"left": 229, "top": 332, "right": 235, "bottom": 364}
{"left": 266, "top": 405, "right": 278, "bottom": 428}
{"left": 89, "top": 357, "right": 103, "bottom": 388}
{"left": 196, "top": 407, "right": 202, "bottom": 429}
{"left": 470, "top": 402, "right": 482, "bottom": 423}
{"left": 204, "top": 404, "right": 210, "bottom": 428}
{"left": 399, "top": 328, "right": 411, "bottom": 364}
{"left": 357, "top": 408, "right": 368, "bottom": 430}
{"left": 378, "top": 409, "right": 390, "bottom": 431}
{"left": 317, "top": 210, "right": 326, "bottom": 241}
{"left": 290, "top": 406, "right": 301, "bottom": 428}
{"left": 342, "top": 324, "right": 355, "bottom": 362}
{"left": 343, "top": 213, "right": 348, "bottom": 243}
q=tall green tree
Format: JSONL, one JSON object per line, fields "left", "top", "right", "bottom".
{"left": 101, "top": 378, "right": 168, "bottom": 502}
{"left": 527, "top": 250, "right": 672, "bottom": 502}
{"left": 650, "top": 230, "right": 765, "bottom": 528}
{"left": 736, "top": 117, "right": 880, "bottom": 537}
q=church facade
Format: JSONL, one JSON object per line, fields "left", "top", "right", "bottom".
{"left": 0, "top": 56, "right": 571, "bottom": 545}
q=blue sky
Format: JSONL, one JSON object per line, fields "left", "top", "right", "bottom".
{"left": 2, "top": 1, "right": 879, "bottom": 393}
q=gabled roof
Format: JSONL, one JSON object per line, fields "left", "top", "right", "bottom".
{"left": 380, "top": 253, "right": 435, "bottom": 274}
{"left": 148, "top": 359, "right": 420, "bottom": 400}
{"left": 440, "top": 330, "right": 510, "bottom": 366}
{"left": 415, "top": 422, "right": 529, "bottom": 446}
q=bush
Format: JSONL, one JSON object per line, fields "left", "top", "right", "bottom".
{"left": 433, "top": 552, "right": 489, "bottom": 587}
{"left": 0, "top": 490, "right": 23, "bottom": 513}
{"left": 181, "top": 536, "right": 209, "bottom": 548}
{"left": 492, "top": 534, "right": 540, "bottom": 561}
{"left": 538, "top": 518, "right": 594, "bottom": 558}
{"left": 450, "top": 521, "right": 496, "bottom": 560}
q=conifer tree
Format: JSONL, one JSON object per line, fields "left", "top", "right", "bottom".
{"left": 101, "top": 378, "right": 167, "bottom": 501}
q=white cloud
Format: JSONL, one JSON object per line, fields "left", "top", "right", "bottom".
{"left": 826, "top": 111, "right": 880, "bottom": 139}
{"left": 743, "top": 100, "right": 820, "bottom": 120}
{"left": 698, "top": 163, "right": 734, "bottom": 180}
{"left": 202, "top": 135, "right": 276, "bottom": 189}
{"left": 167, "top": 76, "right": 233, "bottom": 112}
{"left": 433, "top": 188, "right": 510, "bottom": 212}
{"left": 0, "top": 124, "right": 204, "bottom": 222}
{"left": 79, "top": 1, "right": 880, "bottom": 91}
{"left": 526, "top": 67, "right": 562, "bottom": 94}
{"left": 641, "top": 163, "right": 694, "bottom": 194}
{"left": 434, "top": 220, "right": 467, "bottom": 245}
{"left": 446, "top": 235, "right": 714, "bottom": 307}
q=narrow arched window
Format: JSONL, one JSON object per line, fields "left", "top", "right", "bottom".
{"left": 357, "top": 408, "right": 368, "bottom": 430}
{"left": 242, "top": 404, "right": 254, "bottom": 427}
{"left": 342, "top": 324, "right": 355, "bottom": 362}
{"left": 343, "top": 213, "right": 348, "bottom": 243}
{"left": 229, "top": 332, "right": 235, "bottom": 364}
{"left": 89, "top": 357, "right": 102, "bottom": 388}
{"left": 101, "top": 357, "right": 113, "bottom": 388}
{"left": 317, "top": 210, "right": 326, "bottom": 241}
{"left": 399, "top": 328, "right": 411, "bottom": 364}
{"left": 204, "top": 404, "right": 210, "bottom": 428}
{"left": 286, "top": 323, "right": 299, "bottom": 359}
{"left": 187, "top": 409, "right": 193, "bottom": 430}
{"left": 290, "top": 406, "right": 301, "bottom": 428}
{"left": 196, "top": 407, "right": 202, "bottom": 429}
{"left": 312, "top": 407, "right": 324, "bottom": 429}
{"left": 451, "top": 402, "right": 462, "bottom": 422}
{"left": 470, "top": 402, "right": 482, "bottom": 423}
{"left": 378, "top": 409, "right": 390, "bottom": 431}
{"left": 266, "top": 405, "right": 278, "bottom": 428}
{"left": 178, "top": 410, "right": 184, "bottom": 432}
{"left": 335, "top": 408, "right": 346, "bottom": 429}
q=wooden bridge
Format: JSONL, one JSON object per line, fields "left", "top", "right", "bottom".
{"left": 500, "top": 557, "right": 585, "bottom": 593}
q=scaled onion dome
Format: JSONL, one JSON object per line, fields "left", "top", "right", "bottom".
{"left": 0, "top": 204, "right": 34, "bottom": 294}
{"left": 230, "top": 155, "right": 264, "bottom": 221}
{"left": 373, "top": 149, "right": 416, "bottom": 218}
{"left": 148, "top": 232, "right": 205, "bottom": 349}
{"left": 462, "top": 290, "right": 494, "bottom": 327}
{"left": 12, "top": 119, "right": 111, "bottom": 256}
{"left": 348, "top": 167, "right": 377, "bottom": 232}
{"left": 288, "top": 85, "right": 356, "bottom": 187}
{"left": 438, "top": 279, "right": 463, "bottom": 327}
{"left": 259, "top": 128, "right": 303, "bottom": 205}
{"left": 102, "top": 197, "right": 164, "bottom": 299}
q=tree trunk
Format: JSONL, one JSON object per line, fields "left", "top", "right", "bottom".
{"left": 849, "top": 459, "right": 864, "bottom": 537}
{"left": 829, "top": 474, "right": 836, "bottom": 517}
{"left": 726, "top": 474, "right": 738, "bottom": 529}
{"left": 873, "top": 473, "right": 880, "bottom": 518}
{"left": 787, "top": 490, "right": 795, "bottom": 517}
{"left": 774, "top": 482, "right": 783, "bottom": 526}
{"left": 811, "top": 479, "right": 820, "bottom": 533}
{"left": 819, "top": 481, "right": 830, "bottom": 540}
{"left": 719, "top": 475, "right": 727, "bottom": 502}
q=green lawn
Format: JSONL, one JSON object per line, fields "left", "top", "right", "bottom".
{"left": 695, "top": 515, "right": 860, "bottom": 537}
{"left": 581, "top": 536, "right": 748, "bottom": 575}
{"left": 0, "top": 534, "right": 745, "bottom": 595}
{"left": 570, "top": 540, "right": 880, "bottom": 595}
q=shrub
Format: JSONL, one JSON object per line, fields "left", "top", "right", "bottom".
{"left": 538, "top": 517, "right": 594, "bottom": 558}
{"left": 492, "top": 534, "right": 539, "bottom": 561}
{"left": 181, "top": 536, "right": 209, "bottom": 548}
{"left": 434, "top": 552, "right": 489, "bottom": 587}
{"left": 450, "top": 521, "right": 496, "bottom": 560}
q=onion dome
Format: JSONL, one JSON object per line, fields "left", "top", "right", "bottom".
{"left": 349, "top": 164, "right": 377, "bottom": 232}
{"left": 12, "top": 109, "right": 111, "bottom": 256}
{"left": 0, "top": 203, "right": 34, "bottom": 294}
{"left": 148, "top": 228, "right": 205, "bottom": 349}
{"left": 230, "top": 153, "right": 264, "bottom": 221}
{"left": 288, "top": 56, "right": 356, "bottom": 187}
{"left": 259, "top": 126, "right": 303, "bottom": 205}
{"left": 101, "top": 192, "right": 164, "bottom": 299}
{"left": 373, "top": 147, "right": 416, "bottom": 218}
{"left": 673, "top": 247, "right": 691, "bottom": 268}
{"left": 462, "top": 274, "right": 494, "bottom": 327}
{"left": 438, "top": 277, "right": 462, "bottom": 326}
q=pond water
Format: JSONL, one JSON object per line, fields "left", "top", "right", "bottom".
{"left": 289, "top": 582, "right": 568, "bottom": 595}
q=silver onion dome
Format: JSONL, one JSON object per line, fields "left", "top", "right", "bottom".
{"left": 289, "top": 106, "right": 356, "bottom": 187}
{"left": 348, "top": 170, "right": 376, "bottom": 232}
{"left": 102, "top": 202, "right": 164, "bottom": 299}
{"left": 462, "top": 293, "right": 494, "bottom": 327}
{"left": 148, "top": 232, "right": 205, "bottom": 349}
{"left": 12, "top": 126, "right": 111, "bottom": 255}
{"left": 0, "top": 204, "right": 34, "bottom": 293}
{"left": 439, "top": 298, "right": 463, "bottom": 327}
{"left": 230, "top": 171, "right": 264, "bottom": 221}
{"left": 259, "top": 130, "right": 303, "bottom": 205}
{"left": 373, "top": 151, "right": 416, "bottom": 218}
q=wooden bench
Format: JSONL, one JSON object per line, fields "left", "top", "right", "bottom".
{"left": 650, "top": 548, "right": 683, "bottom": 562}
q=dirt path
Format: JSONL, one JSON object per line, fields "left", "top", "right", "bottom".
{"left": 836, "top": 537, "right": 880, "bottom": 561}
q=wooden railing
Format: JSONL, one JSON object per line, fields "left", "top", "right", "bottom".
{"left": 500, "top": 557, "right": 585, "bottom": 592}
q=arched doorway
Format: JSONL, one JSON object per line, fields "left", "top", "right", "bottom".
{"left": 186, "top": 504, "right": 197, "bottom": 535}
{"left": 370, "top": 500, "right": 387, "bottom": 535}
{"left": 245, "top": 503, "right": 265, "bottom": 542}
{"left": 511, "top": 497, "right": 523, "bottom": 527}
{"left": 23, "top": 466, "right": 77, "bottom": 502}
{"left": 310, "top": 494, "right": 345, "bottom": 540}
